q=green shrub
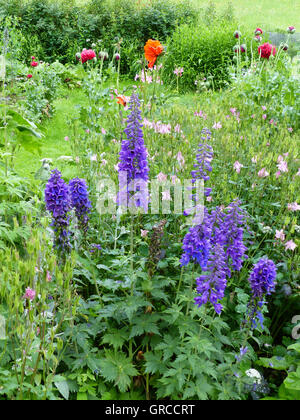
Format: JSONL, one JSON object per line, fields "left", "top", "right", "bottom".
{"left": 0, "top": 0, "right": 197, "bottom": 69}
{"left": 163, "top": 21, "right": 249, "bottom": 91}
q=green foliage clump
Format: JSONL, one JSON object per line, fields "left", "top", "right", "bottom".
{"left": 0, "top": 0, "right": 197, "bottom": 69}
{"left": 163, "top": 20, "right": 248, "bottom": 91}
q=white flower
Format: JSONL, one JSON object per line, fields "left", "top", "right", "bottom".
{"left": 245, "top": 369, "right": 262, "bottom": 384}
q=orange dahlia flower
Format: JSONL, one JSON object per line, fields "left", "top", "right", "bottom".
{"left": 144, "top": 39, "right": 164, "bottom": 68}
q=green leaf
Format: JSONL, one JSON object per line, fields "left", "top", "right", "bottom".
{"left": 54, "top": 375, "right": 70, "bottom": 400}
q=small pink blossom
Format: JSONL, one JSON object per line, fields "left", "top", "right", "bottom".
{"left": 287, "top": 202, "right": 300, "bottom": 212}
{"left": 251, "top": 156, "right": 258, "bottom": 163}
{"left": 262, "top": 114, "right": 267, "bottom": 120}
{"left": 157, "top": 172, "right": 168, "bottom": 182}
{"left": 23, "top": 288, "right": 36, "bottom": 301}
{"left": 162, "top": 191, "right": 171, "bottom": 201}
{"left": 90, "top": 154, "right": 97, "bottom": 162}
{"left": 171, "top": 175, "right": 179, "bottom": 185}
{"left": 262, "top": 105, "right": 267, "bottom": 111}
{"left": 233, "top": 161, "right": 243, "bottom": 173}
{"left": 288, "top": 127, "right": 293, "bottom": 133}
{"left": 277, "top": 160, "right": 288, "bottom": 173}
{"left": 212, "top": 121, "right": 222, "bottom": 130}
{"left": 206, "top": 196, "right": 213, "bottom": 202}
{"left": 275, "top": 229, "right": 285, "bottom": 242}
{"left": 176, "top": 151, "right": 185, "bottom": 168}
{"left": 64, "top": 136, "right": 69, "bottom": 142}
{"left": 258, "top": 168, "right": 269, "bottom": 178}
{"left": 275, "top": 171, "right": 281, "bottom": 178}
{"left": 251, "top": 114, "right": 255, "bottom": 118}
{"left": 46, "top": 271, "right": 52, "bottom": 282}
{"left": 141, "top": 230, "right": 149, "bottom": 238}
{"left": 230, "top": 107, "right": 236, "bottom": 114}
{"left": 285, "top": 240, "right": 297, "bottom": 251}
{"left": 101, "top": 128, "right": 107, "bottom": 135}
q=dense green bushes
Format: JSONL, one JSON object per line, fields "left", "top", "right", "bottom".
{"left": 0, "top": 0, "right": 197, "bottom": 70}
{"left": 162, "top": 21, "right": 249, "bottom": 91}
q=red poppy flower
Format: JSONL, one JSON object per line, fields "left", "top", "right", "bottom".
{"left": 31, "top": 61, "right": 38, "bottom": 67}
{"left": 81, "top": 49, "right": 96, "bottom": 64}
{"left": 27, "top": 74, "right": 33, "bottom": 79}
{"left": 258, "top": 42, "right": 276, "bottom": 59}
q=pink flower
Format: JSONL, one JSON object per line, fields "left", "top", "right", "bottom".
{"left": 46, "top": 271, "right": 52, "bottom": 282}
{"left": 275, "top": 171, "right": 281, "bottom": 178}
{"left": 171, "top": 175, "right": 178, "bottom": 185}
{"left": 27, "top": 74, "right": 33, "bottom": 79}
{"left": 101, "top": 128, "right": 106, "bottom": 135}
{"left": 288, "top": 127, "right": 293, "bottom": 133}
{"left": 64, "top": 136, "right": 69, "bottom": 141}
{"left": 157, "top": 172, "right": 168, "bottom": 182}
{"left": 262, "top": 106, "right": 267, "bottom": 111}
{"left": 230, "top": 107, "right": 236, "bottom": 114}
{"left": 81, "top": 49, "right": 96, "bottom": 64}
{"left": 262, "top": 114, "right": 267, "bottom": 120}
{"left": 233, "top": 161, "right": 243, "bottom": 173}
{"left": 285, "top": 240, "right": 297, "bottom": 251}
{"left": 275, "top": 229, "right": 285, "bottom": 242}
{"left": 176, "top": 151, "right": 185, "bottom": 168}
{"left": 23, "top": 288, "right": 36, "bottom": 301}
{"left": 251, "top": 156, "right": 258, "bottom": 164}
{"left": 141, "top": 229, "right": 149, "bottom": 238}
{"left": 162, "top": 191, "right": 171, "bottom": 201}
{"left": 251, "top": 114, "right": 255, "bottom": 118}
{"left": 206, "top": 196, "right": 213, "bottom": 202}
{"left": 287, "top": 202, "right": 300, "bottom": 212}
{"left": 258, "top": 168, "right": 269, "bottom": 178}
{"left": 277, "top": 160, "right": 288, "bottom": 173}
{"left": 212, "top": 121, "right": 222, "bottom": 130}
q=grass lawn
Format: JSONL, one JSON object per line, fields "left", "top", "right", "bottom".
{"left": 14, "top": 89, "right": 88, "bottom": 178}
{"left": 189, "top": 0, "right": 300, "bottom": 31}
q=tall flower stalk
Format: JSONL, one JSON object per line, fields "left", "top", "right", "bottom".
{"left": 45, "top": 169, "right": 71, "bottom": 253}
{"left": 69, "top": 177, "right": 92, "bottom": 235}
{"left": 118, "top": 92, "right": 149, "bottom": 211}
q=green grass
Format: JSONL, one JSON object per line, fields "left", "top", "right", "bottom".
{"left": 15, "top": 88, "right": 87, "bottom": 178}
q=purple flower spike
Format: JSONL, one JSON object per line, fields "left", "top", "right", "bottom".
{"left": 118, "top": 93, "right": 149, "bottom": 209}
{"left": 194, "top": 243, "right": 230, "bottom": 314}
{"left": 45, "top": 169, "right": 71, "bottom": 251}
{"left": 69, "top": 177, "right": 92, "bottom": 233}
{"left": 246, "top": 258, "right": 277, "bottom": 329}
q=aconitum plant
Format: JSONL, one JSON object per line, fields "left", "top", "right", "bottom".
{"left": 69, "top": 177, "right": 92, "bottom": 234}
{"left": 45, "top": 169, "right": 71, "bottom": 252}
{"left": 191, "top": 130, "right": 213, "bottom": 198}
{"left": 118, "top": 93, "right": 149, "bottom": 209}
{"left": 181, "top": 209, "right": 212, "bottom": 270}
{"left": 246, "top": 258, "right": 277, "bottom": 328}
{"left": 194, "top": 243, "right": 230, "bottom": 314}
{"left": 221, "top": 200, "right": 248, "bottom": 273}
